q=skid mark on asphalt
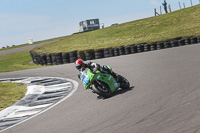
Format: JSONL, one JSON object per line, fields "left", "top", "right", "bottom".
{"left": 0, "top": 77, "right": 78, "bottom": 132}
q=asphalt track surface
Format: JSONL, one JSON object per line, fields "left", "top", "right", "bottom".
{"left": 0, "top": 40, "right": 58, "bottom": 56}
{"left": 0, "top": 44, "right": 200, "bottom": 133}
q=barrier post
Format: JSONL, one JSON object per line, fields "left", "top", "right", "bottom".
{"left": 183, "top": 3, "right": 186, "bottom": 8}
{"left": 190, "top": 0, "right": 193, "bottom": 6}
{"left": 168, "top": 4, "right": 172, "bottom": 12}
{"left": 154, "top": 8, "right": 160, "bottom": 16}
{"left": 160, "top": 6, "right": 162, "bottom": 15}
{"left": 179, "top": 2, "right": 182, "bottom": 9}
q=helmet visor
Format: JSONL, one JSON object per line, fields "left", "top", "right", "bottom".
{"left": 76, "top": 63, "right": 83, "bottom": 70}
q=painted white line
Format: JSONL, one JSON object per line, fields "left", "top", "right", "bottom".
{"left": 0, "top": 77, "right": 79, "bottom": 133}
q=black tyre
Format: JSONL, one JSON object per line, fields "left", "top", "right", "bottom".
{"left": 178, "top": 39, "right": 185, "bottom": 46}
{"left": 77, "top": 50, "right": 86, "bottom": 61}
{"left": 118, "top": 46, "right": 125, "bottom": 55}
{"left": 69, "top": 51, "right": 77, "bottom": 57}
{"left": 130, "top": 45, "right": 138, "bottom": 53}
{"left": 85, "top": 55, "right": 94, "bottom": 60}
{"left": 190, "top": 36, "right": 198, "bottom": 44}
{"left": 185, "top": 38, "right": 191, "bottom": 45}
{"left": 46, "top": 53, "right": 52, "bottom": 65}
{"left": 36, "top": 53, "right": 42, "bottom": 65}
{"left": 144, "top": 44, "right": 150, "bottom": 52}
{"left": 170, "top": 40, "right": 179, "bottom": 47}
{"left": 85, "top": 50, "right": 94, "bottom": 60}
{"left": 124, "top": 46, "right": 131, "bottom": 55}
{"left": 51, "top": 53, "right": 57, "bottom": 65}
{"left": 70, "top": 57, "right": 77, "bottom": 63}
{"left": 94, "top": 49, "right": 104, "bottom": 59}
{"left": 40, "top": 54, "right": 47, "bottom": 65}
{"left": 157, "top": 41, "right": 164, "bottom": 49}
{"left": 109, "top": 48, "right": 114, "bottom": 57}
{"left": 150, "top": 42, "right": 157, "bottom": 51}
{"left": 104, "top": 48, "right": 110, "bottom": 58}
{"left": 91, "top": 81, "right": 112, "bottom": 98}
{"left": 69, "top": 51, "right": 78, "bottom": 63}
{"left": 118, "top": 75, "right": 130, "bottom": 89}
{"left": 55, "top": 52, "right": 63, "bottom": 65}
{"left": 197, "top": 36, "right": 200, "bottom": 43}
{"left": 164, "top": 41, "right": 171, "bottom": 48}
{"left": 136, "top": 44, "right": 144, "bottom": 53}
{"left": 114, "top": 48, "right": 119, "bottom": 56}
{"left": 62, "top": 52, "right": 70, "bottom": 63}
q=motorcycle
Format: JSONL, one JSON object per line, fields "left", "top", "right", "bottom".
{"left": 79, "top": 66, "right": 130, "bottom": 98}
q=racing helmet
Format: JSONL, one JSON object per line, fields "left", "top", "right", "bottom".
{"left": 75, "top": 59, "right": 85, "bottom": 70}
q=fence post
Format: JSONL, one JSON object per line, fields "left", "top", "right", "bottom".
{"left": 168, "top": 4, "right": 172, "bottom": 12}
{"left": 183, "top": 3, "right": 186, "bottom": 8}
{"left": 160, "top": 6, "right": 162, "bottom": 15}
{"left": 190, "top": 0, "right": 193, "bottom": 6}
{"left": 179, "top": 2, "right": 182, "bottom": 9}
{"left": 154, "top": 8, "right": 159, "bottom": 16}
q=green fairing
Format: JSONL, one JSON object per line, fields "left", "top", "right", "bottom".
{"left": 107, "top": 65, "right": 112, "bottom": 71}
{"left": 81, "top": 68, "right": 119, "bottom": 93}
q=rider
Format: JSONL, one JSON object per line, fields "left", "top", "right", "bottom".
{"left": 75, "top": 59, "right": 119, "bottom": 81}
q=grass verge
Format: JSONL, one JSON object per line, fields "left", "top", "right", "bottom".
{"left": 0, "top": 50, "right": 44, "bottom": 72}
{"left": 0, "top": 82, "right": 27, "bottom": 111}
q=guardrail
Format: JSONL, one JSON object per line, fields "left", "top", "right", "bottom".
{"left": 29, "top": 36, "right": 200, "bottom": 65}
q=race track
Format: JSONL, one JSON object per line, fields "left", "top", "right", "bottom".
{"left": 0, "top": 40, "right": 58, "bottom": 56}
{"left": 0, "top": 44, "right": 200, "bottom": 133}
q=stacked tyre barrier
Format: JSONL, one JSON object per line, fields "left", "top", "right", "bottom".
{"left": 30, "top": 36, "right": 200, "bottom": 65}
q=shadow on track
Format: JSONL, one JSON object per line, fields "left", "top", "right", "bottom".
{"left": 114, "top": 86, "right": 134, "bottom": 96}
{"left": 97, "top": 86, "right": 134, "bottom": 100}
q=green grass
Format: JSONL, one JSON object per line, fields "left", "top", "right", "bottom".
{"left": 0, "top": 82, "right": 27, "bottom": 111}
{"left": 33, "top": 4, "right": 200, "bottom": 53}
{"left": 0, "top": 50, "right": 44, "bottom": 72}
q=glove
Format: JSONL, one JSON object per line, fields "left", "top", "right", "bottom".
{"left": 91, "top": 63, "right": 100, "bottom": 72}
{"left": 102, "top": 65, "right": 111, "bottom": 74}
{"left": 88, "top": 62, "right": 92, "bottom": 66}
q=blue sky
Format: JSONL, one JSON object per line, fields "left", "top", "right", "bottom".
{"left": 0, "top": 0, "right": 199, "bottom": 48}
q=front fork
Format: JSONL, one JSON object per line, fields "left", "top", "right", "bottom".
{"left": 94, "top": 80, "right": 109, "bottom": 93}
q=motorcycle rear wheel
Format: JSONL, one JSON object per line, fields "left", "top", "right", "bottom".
{"left": 118, "top": 75, "right": 130, "bottom": 89}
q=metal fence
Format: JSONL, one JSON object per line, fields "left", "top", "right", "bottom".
{"left": 154, "top": 0, "right": 200, "bottom": 16}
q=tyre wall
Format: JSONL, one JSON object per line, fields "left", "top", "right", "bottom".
{"left": 30, "top": 36, "right": 200, "bottom": 65}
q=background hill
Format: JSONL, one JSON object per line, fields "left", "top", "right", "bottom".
{"left": 0, "top": 4, "right": 200, "bottom": 72}
{"left": 32, "top": 4, "right": 200, "bottom": 53}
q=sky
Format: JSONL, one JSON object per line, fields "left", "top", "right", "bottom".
{"left": 0, "top": 0, "right": 199, "bottom": 48}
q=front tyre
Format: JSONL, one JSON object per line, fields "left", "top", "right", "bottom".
{"left": 91, "top": 81, "right": 112, "bottom": 98}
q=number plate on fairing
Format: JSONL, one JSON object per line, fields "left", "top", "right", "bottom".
{"left": 82, "top": 75, "right": 90, "bottom": 85}
{"left": 114, "top": 82, "right": 118, "bottom": 89}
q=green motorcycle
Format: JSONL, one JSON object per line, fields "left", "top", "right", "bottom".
{"left": 79, "top": 66, "right": 130, "bottom": 98}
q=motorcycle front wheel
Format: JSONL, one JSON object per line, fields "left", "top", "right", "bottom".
{"left": 91, "top": 81, "right": 112, "bottom": 98}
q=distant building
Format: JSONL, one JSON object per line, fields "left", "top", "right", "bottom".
{"left": 28, "top": 38, "right": 33, "bottom": 44}
{"left": 79, "top": 19, "right": 100, "bottom": 32}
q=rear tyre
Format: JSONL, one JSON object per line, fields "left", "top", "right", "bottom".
{"left": 118, "top": 75, "right": 130, "bottom": 89}
{"left": 91, "top": 81, "right": 112, "bottom": 98}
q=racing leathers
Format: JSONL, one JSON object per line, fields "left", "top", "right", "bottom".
{"left": 77, "top": 62, "right": 119, "bottom": 81}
